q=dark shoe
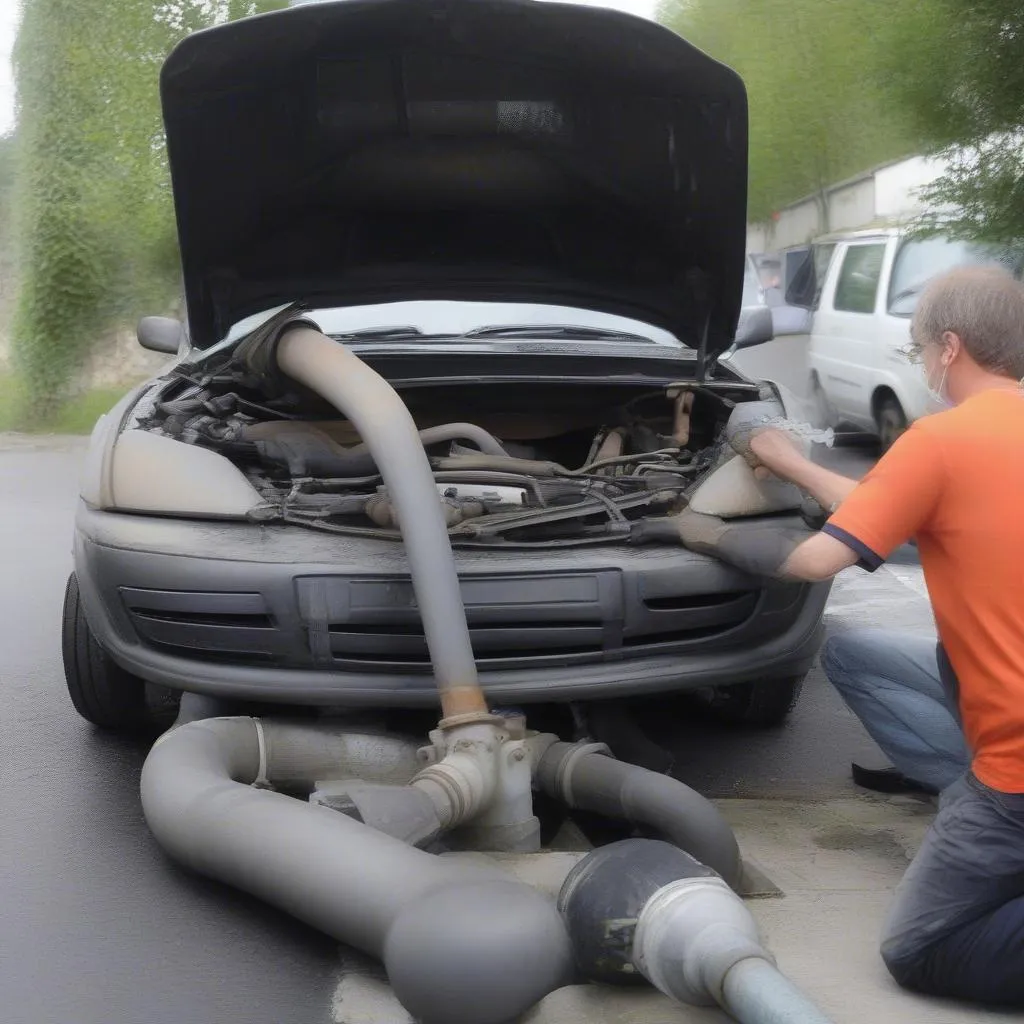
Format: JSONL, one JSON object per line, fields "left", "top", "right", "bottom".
{"left": 851, "top": 763, "right": 938, "bottom": 796}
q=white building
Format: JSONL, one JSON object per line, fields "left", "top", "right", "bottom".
{"left": 746, "top": 154, "right": 951, "bottom": 254}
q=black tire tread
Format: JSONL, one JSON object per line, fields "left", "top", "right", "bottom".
{"left": 875, "top": 395, "right": 908, "bottom": 454}
{"left": 62, "top": 573, "right": 169, "bottom": 732}
{"left": 703, "top": 674, "right": 805, "bottom": 727}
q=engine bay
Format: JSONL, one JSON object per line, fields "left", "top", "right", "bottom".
{"left": 133, "top": 366, "right": 768, "bottom": 546}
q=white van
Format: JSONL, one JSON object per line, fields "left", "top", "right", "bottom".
{"left": 788, "top": 228, "right": 1024, "bottom": 449}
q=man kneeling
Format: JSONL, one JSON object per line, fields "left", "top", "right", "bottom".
{"left": 671, "top": 267, "right": 1024, "bottom": 1006}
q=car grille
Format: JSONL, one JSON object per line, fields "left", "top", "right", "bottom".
{"left": 120, "top": 587, "right": 285, "bottom": 663}
{"left": 121, "top": 575, "right": 760, "bottom": 670}
{"left": 296, "top": 572, "right": 760, "bottom": 672}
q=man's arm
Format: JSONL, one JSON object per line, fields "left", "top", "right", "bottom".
{"left": 747, "top": 429, "right": 858, "bottom": 512}
{"left": 749, "top": 424, "right": 943, "bottom": 579}
{"left": 781, "top": 532, "right": 859, "bottom": 581}
{"left": 637, "top": 425, "right": 942, "bottom": 582}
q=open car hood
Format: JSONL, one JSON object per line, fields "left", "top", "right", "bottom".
{"left": 160, "top": 0, "right": 749, "bottom": 369}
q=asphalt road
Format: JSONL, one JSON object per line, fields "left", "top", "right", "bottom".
{"left": 0, "top": 422, "right": 931, "bottom": 1023}
{"left": 0, "top": 439, "right": 340, "bottom": 1024}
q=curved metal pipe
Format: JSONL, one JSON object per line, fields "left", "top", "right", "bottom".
{"left": 536, "top": 742, "right": 741, "bottom": 888}
{"left": 350, "top": 422, "right": 508, "bottom": 458}
{"left": 141, "top": 718, "right": 573, "bottom": 1024}
{"left": 276, "top": 326, "right": 486, "bottom": 719}
{"left": 434, "top": 453, "right": 561, "bottom": 477}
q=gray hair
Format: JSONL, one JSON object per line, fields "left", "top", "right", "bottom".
{"left": 911, "top": 266, "right": 1024, "bottom": 379}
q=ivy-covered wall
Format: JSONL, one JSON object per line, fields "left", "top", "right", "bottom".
{"left": 8, "top": 1, "right": 286, "bottom": 422}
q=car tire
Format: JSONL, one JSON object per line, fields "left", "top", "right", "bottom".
{"left": 810, "top": 373, "right": 832, "bottom": 429}
{"left": 62, "top": 573, "right": 180, "bottom": 734}
{"left": 875, "top": 396, "right": 908, "bottom": 454}
{"left": 698, "top": 674, "right": 805, "bottom": 727}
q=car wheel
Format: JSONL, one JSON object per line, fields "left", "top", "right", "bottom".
{"left": 875, "top": 396, "right": 908, "bottom": 454}
{"left": 62, "top": 573, "right": 180, "bottom": 733}
{"left": 697, "top": 674, "right": 805, "bottom": 727}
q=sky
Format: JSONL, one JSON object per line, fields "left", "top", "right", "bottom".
{"left": 0, "top": 0, "right": 659, "bottom": 138}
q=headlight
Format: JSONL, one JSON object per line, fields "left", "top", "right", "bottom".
{"left": 98, "top": 429, "right": 263, "bottom": 517}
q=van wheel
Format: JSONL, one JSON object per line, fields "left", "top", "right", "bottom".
{"left": 696, "top": 675, "right": 805, "bottom": 727}
{"left": 62, "top": 574, "right": 180, "bottom": 734}
{"left": 875, "top": 396, "right": 908, "bottom": 454}
{"left": 810, "top": 374, "right": 832, "bottom": 429}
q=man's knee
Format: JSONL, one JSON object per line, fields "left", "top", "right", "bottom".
{"left": 881, "top": 899, "right": 1024, "bottom": 1005}
{"left": 821, "top": 629, "right": 878, "bottom": 690}
{"left": 880, "top": 936, "right": 931, "bottom": 994}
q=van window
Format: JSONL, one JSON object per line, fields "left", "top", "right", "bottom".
{"left": 811, "top": 244, "right": 836, "bottom": 306}
{"left": 887, "top": 237, "right": 1024, "bottom": 317}
{"left": 834, "top": 243, "right": 885, "bottom": 314}
{"left": 783, "top": 242, "right": 835, "bottom": 309}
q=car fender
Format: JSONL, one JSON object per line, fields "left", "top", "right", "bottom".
{"left": 79, "top": 385, "right": 151, "bottom": 509}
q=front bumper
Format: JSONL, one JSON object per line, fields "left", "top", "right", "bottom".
{"left": 74, "top": 503, "right": 830, "bottom": 707}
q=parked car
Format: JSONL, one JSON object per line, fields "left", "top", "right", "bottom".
{"left": 63, "top": 0, "right": 830, "bottom": 737}
{"left": 787, "top": 228, "right": 1024, "bottom": 449}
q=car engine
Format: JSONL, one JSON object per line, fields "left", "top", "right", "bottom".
{"left": 131, "top": 363, "right": 768, "bottom": 547}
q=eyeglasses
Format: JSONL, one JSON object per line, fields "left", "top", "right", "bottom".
{"left": 899, "top": 336, "right": 926, "bottom": 364}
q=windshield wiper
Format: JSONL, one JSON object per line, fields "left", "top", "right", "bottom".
{"left": 333, "top": 326, "right": 457, "bottom": 341}
{"left": 463, "top": 324, "right": 654, "bottom": 343}
{"left": 889, "top": 283, "right": 925, "bottom": 306}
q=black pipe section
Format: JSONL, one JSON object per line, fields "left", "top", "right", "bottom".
{"left": 536, "top": 742, "right": 741, "bottom": 888}
{"left": 558, "top": 837, "right": 714, "bottom": 984}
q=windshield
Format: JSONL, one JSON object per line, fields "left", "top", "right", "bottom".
{"left": 222, "top": 301, "right": 685, "bottom": 349}
{"left": 887, "top": 237, "right": 1024, "bottom": 317}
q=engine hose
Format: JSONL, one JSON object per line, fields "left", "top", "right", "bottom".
{"left": 351, "top": 423, "right": 508, "bottom": 458}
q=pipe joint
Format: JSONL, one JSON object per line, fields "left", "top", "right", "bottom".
{"left": 413, "top": 753, "right": 490, "bottom": 829}
{"left": 632, "top": 876, "right": 768, "bottom": 1007}
{"left": 551, "top": 740, "right": 612, "bottom": 806}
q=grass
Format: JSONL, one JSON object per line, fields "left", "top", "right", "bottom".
{"left": 0, "top": 373, "right": 127, "bottom": 434}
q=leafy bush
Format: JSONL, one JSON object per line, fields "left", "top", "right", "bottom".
{"left": 10, "top": 1, "right": 285, "bottom": 423}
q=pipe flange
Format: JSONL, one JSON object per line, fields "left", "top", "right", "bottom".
{"left": 251, "top": 718, "right": 273, "bottom": 790}
{"left": 556, "top": 741, "right": 611, "bottom": 807}
{"left": 437, "top": 710, "right": 504, "bottom": 732}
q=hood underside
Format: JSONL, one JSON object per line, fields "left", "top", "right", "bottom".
{"left": 160, "top": 0, "right": 749, "bottom": 360}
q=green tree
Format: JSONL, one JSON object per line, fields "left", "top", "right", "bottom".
{"left": 659, "top": 0, "right": 921, "bottom": 223}
{"left": 879, "top": 0, "right": 1024, "bottom": 241}
{"left": 11, "top": 0, "right": 285, "bottom": 421}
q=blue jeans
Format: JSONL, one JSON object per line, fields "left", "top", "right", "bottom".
{"left": 823, "top": 630, "right": 1024, "bottom": 1005}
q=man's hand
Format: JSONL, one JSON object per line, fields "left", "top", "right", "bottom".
{"left": 632, "top": 507, "right": 816, "bottom": 579}
{"left": 746, "top": 428, "right": 807, "bottom": 482}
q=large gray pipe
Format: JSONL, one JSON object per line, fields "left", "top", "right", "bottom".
{"left": 537, "top": 742, "right": 742, "bottom": 888}
{"left": 276, "top": 326, "right": 487, "bottom": 720}
{"left": 141, "top": 717, "right": 573, "bottom": 1024}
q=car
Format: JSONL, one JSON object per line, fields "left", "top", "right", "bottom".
{"left": 64, "top": 0, "right": 831, "bottom": 738}
{"left": 786, "top": 228, "right": 1024, "bottom": 449}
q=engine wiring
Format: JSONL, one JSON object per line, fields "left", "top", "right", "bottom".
{"left": 135, "top": 371, "right": 744, "bottom": 546}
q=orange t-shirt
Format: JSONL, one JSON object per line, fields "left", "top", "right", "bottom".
{"left": 826, "top": 388, "right": 1024, "bottom": 793}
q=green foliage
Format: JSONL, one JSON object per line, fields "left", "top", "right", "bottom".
{"left": 0, "top": 374, "right": 123, "bottom": 434}
{"left": 10, "top": 0, "right": 286, "bottom": 421}
{"left": 878, "top": 0, "right": 1024, "bottom": 242}
{"left": 660, "top": 0, "right": 922, "bottom": 222}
